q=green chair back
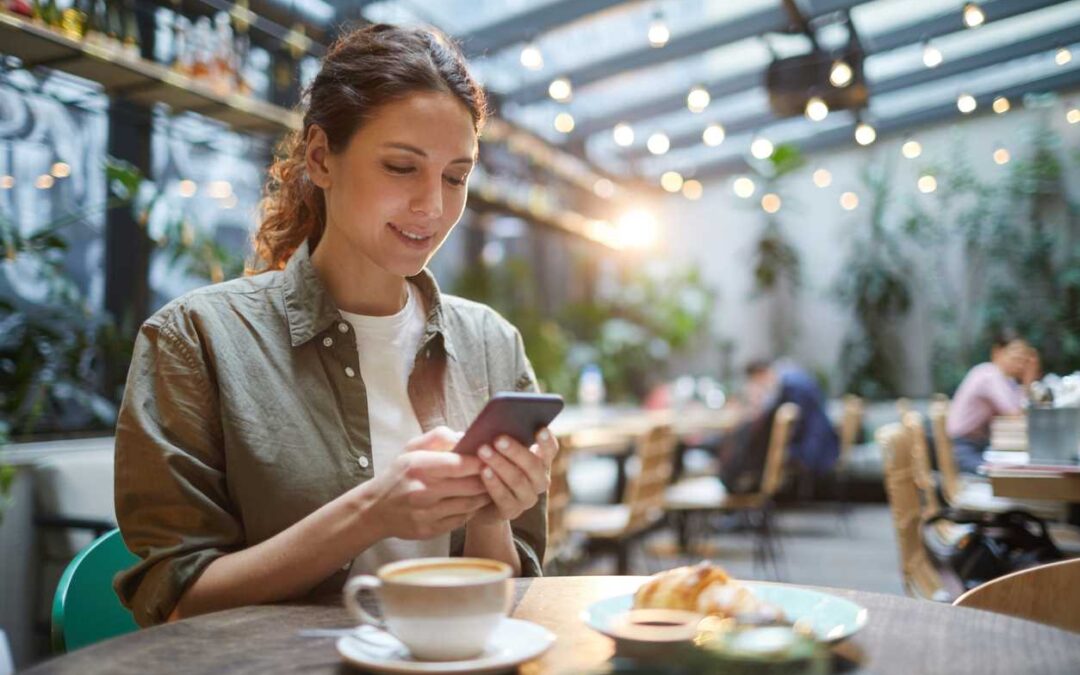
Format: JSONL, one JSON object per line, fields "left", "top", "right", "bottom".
{"left": 51, "top": 528, "right": 139, "bottom": 653}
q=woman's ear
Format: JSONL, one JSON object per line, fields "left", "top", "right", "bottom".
{"left": 305, "top": 125, "right": 332, "bottom": 189}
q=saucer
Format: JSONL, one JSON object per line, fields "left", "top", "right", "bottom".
{"left": 336, "top": 618, "right": 555, "bottom": 674}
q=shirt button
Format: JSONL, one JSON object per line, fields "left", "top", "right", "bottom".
{"left": 358, "top": 456, "right": 370, "bottom": 469}
{"left": 322, "top": 337, "right": 333, "bottom": 347}
{"left": 345, "top": 366, "right": 355, "bottom": 378}
{"left": 338, "top": 322, "right": 349, "bottom": 333}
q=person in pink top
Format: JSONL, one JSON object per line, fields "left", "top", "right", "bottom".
{"left": 947, "top": 330, "right": 1038, "bottom": 473}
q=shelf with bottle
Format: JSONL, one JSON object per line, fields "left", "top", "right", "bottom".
{"left": 0, "top": 1, "right": 300, "bottom": 133}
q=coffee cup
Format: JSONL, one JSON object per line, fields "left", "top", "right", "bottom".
{"left": 342, "top": 557, "right": 512, "bottom": 661}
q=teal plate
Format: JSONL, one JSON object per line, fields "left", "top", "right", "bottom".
{"left": 583, "top": 583, "right": 868, "bottom": 644}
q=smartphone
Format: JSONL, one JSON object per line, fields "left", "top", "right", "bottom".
{"left": 454, "top": 392, "right": 565, "bottom": 455}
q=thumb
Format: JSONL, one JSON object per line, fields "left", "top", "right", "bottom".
{"left": 405, "top": 425, "right": 464, "bottom": 453}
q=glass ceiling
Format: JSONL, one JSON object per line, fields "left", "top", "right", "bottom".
{"left": 346, "top": 0, "right": 1080, "bottom": 180}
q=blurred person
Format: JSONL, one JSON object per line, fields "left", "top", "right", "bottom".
{"left": 947, "top": 329, "right": 1036, "bottom": 473}
{"left": 113, "top": 24, "right": 556, "bottom": 627}
{"left": 718, "top": 359, "right": 839, "bottom": 493}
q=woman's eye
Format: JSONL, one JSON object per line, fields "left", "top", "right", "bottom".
{"left": 444, "top": 174, "right": 468, "bottom": 187}
{"left": 384, "top": 164, "right": 414, "bottom": 174}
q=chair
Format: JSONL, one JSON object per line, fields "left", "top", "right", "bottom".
{"left": 954, "top": 558, "right": 1080, "bottom": 633}
{"left": 664, "top": 403, "right": 800, "bottom": 578}
{"left": 566, "top": 424, "right": 678, "bottom": 574}
{"left": 877, "top": 422, "right": 953, "bottom": 601}
{"left": 929, "top": 400, "right": 1065, "bottom": 523}
{"left": 833, "top": 395, "right": 864, "bottom": 524}
{"left": 544, "top": 435, "right": 575, "bottom": 573}
{"left": 51, "top": 529, "right": 139, "bottom": 653}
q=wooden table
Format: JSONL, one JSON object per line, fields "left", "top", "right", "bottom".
{"left": 989, "top": 469, "right": 1080, "bottom": 502}
{"left": 24, "top": 576, "right": 1080, "bottom": 674}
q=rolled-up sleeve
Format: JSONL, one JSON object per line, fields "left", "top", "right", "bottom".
{"left": 113, "top": 307, "right": 242, "bottom": 626}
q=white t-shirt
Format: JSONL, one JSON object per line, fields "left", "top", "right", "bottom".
{"left": 342, "top": 282, "right": 450, "bottom": 575}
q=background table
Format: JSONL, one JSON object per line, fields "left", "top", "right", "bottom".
{"left": 25, "top": 576, "right": 1080, "bottom": 674}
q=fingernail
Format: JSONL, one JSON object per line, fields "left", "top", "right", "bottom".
{"left": 483, "top": 467, "right": 494, "bottom": 479}
{"left": 479, "top": 445, "right": 492, "bottom": 459}
{"left": 496, "top": 437, "right": 510, "bottom": 451}
{"left": 538, "top": 429, "right": 551, "bottom": 441}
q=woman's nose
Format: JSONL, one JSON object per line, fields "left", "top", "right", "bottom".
{"left": 409, "top": 177, "right": 444, "bottom": 219}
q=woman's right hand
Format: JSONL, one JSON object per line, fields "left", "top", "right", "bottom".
{"left": 359, "top": 427, "right": 491, "bottom": 540}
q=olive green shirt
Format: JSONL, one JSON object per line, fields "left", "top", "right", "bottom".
{"left": 113, "top": 242, "right": 546, "bottom": 627}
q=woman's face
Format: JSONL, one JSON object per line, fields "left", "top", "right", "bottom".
{"left": 311, "top": 91, "right": 477, "bottom": 277}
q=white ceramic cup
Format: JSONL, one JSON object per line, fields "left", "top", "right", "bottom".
{"left": 342, "top": 557, "right": 512, "bottom": 661}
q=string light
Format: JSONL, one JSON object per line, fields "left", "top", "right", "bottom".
{"left": 178, "top": 179, "right": 197, "bottom": 197}
{"left": 207, "top": 180, "right": 233, "bottom": 199}
{"left": 660, "top": 171, "right": 684, "bottom": 193}
{"left": 616, "top": 209, "right": 659, "bottom": 249}
{"left": 830, "top": 60, "right": 853, "bottom": 88}
{"left": 918, "top": 175, "right": 938, "bottom": 193}
{"left": 702, "top": 123, "right": 725, "bottom": 147}
{"left": 812, "top": 168, "right": 832, "bottom": 188}
{"left": 805, "top": 96, "right": 829, "bottom": 122}
{"left": 647, "top": 132, "right": 670, "bottom": 155}
{"left": 750, "top": 137, "right": 774, "bottom": 159}
{"left": 593, "top": 178, "right": 616, "bottom": 198}
{"left": 520, "top": 43, "right": 544, "bottom": 70}
{"left": 50, "top": 162, "right": 71, "bottom": 178}
{"left": 613, "top": 123, "right": 635, "bottom": 147}
{"left": 647, "top": 14, "right": 670, "bottom": 48}
{"left": 840, "top": 192, "right": 859, "bottom": 210}
{"left": 548, "top": 77, "right": 572, "bottom": 102}
{"left": 923, "top": 42, "right": 943, "bottom": 68}
{"left": 962, "top": 3, "right": 986, "bottom": 28}
{"left": 1066, "top": 108, "right": 1080, "bottom": 124}
{"left": 0, "top": 176, "right": 13, "bottom": 189}
{"left": 687, "top": 86, "right": 710, "bottom": 113}
{"left": 993, "top": 147, "right": 1010, "bottom": 165}
{"left": 761, "top": 193, "right": 781, "bottom": 213}
{"left": 1056, "top": 48, "right": 1073, "bottom": 66}
{"left": 957, "top": 94, "right": 977, "bottom": 114}
{"left": 733, "top": 176, "right": 755, "bottom": 198}
{"left": 35, "top": 174, "right": 54, "bottom": 189}
{"left": 682, "top": 179, "right": 703, "bottom": 200}
{"left": 992, "top": 96, "right": 1010, "bottom": 114}
{"left": 554, "top": 112, "right": 575, "bottom": 133}
{"left": 854, "top": 122, "right": 877, "bottom": 146}
{"left": 902, "top": 140, "right": 922, "bottom": 159}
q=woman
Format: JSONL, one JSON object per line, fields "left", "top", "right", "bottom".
{"left": 113, "top": 24, "right": 557, "bottom": 627}
{"left": 947, "top": 330, "right": 1035, "bottom": 473}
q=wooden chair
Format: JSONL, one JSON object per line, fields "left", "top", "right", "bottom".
{"left": 929, "top": 399, "right": 1064, "bottom": 522}
{"left": 664, "top": 403, "right": 800, "bottom": 578}
{"left": 565, "top": 424, "right": 678, "bottom": 574}
{"left": 954, "top": 558, "right": 1080, "bottom": 633}
{"left": 833, "top": 395, "right": 864, "bottom": 525}
{"left": 543, "top": 435, "right": 575, "bottom": 574}
{"left": 877, "top": 422, "right": 953, "bottom": 601}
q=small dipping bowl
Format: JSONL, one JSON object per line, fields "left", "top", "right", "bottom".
{"left": 605, "top": 609, "right": 706, "bottom": 661}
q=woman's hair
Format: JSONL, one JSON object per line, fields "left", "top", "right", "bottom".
{"left": 249, "top": 24, "right": 487, "bottom": 273}
{"left": 991, "top": 327, "right": 1024, "bottom": 350}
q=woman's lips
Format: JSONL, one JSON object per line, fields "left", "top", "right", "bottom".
{"left": 388, "top": 222, "right": 435, "bottom": 248}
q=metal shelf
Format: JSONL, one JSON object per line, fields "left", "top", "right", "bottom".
{"left": 0, "top": 12, "right": 301, "bottom": 134}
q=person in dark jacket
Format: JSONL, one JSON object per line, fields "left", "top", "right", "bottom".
{"left": 720, "top": 360, "right": 839, "bottom": 493}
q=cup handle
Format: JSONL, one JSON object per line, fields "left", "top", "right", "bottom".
{"left": 343, "top": 575, "right": 384, "bottom": 627}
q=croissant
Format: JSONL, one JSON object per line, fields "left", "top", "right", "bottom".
{"left": 633, "top": 562, "right": 783, "bottom": 623}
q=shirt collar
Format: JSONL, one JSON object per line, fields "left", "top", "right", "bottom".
{"left": 281, "top": 240, "right": 455, "bottom": 359}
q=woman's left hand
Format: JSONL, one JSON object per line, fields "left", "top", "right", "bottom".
{"left": 471, "top": 428, "right": 559, "bottom": 524}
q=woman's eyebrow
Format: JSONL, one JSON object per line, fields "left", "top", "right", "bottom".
{"left": 382, "top": 142, "right": 474, "bottom": 165}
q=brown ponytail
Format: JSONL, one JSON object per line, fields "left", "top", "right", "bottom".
{"left": 248, "top": 24, "right": 488, "bottom": 274}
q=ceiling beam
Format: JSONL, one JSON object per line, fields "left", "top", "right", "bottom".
{"left": 458, "top": 0, "right": 643, "bottom": 58}
{"left": 689, "top": 65, "right": 1080, "bottom": 180}
{"left": 501, "top": 0, "right": 869, "bottom": 106}
{"left": 617, "top": 21, "right": 1080, "bottom": 160}
{"left": 568, "top": 0, "right": 1065, "bottom": 141}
